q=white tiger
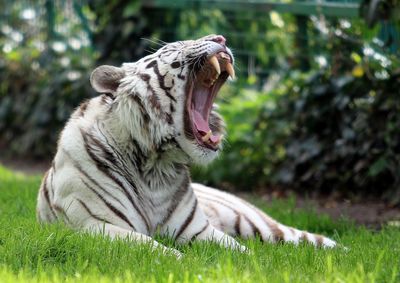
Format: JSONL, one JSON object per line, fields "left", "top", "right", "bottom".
{"left": 37, "top": 34, "right": 336, "bottom": 257}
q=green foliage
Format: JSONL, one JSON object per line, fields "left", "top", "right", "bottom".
{"left": 1, "top": 166, "right": 400, "bottom": 283}
{"left": 276, "top": 50, "right": 400, "bottom": 201}
{"left": 194, "top": 34, "right": 400, "bottom": 200}
{"left": 1, "top": 0, "right": 400, "bottom": 200}
{"left": 175, "top": 10, "right": 297, "bottom": 78}
{"left": 0, "top": 1, "right": 300, "bottom": 160}
{"left": 0, "top": 2, "right": 96, "bottom": 157}
{"left": 192, "top": 82, "right": 291, "bottom": 189}
{"left": 86, "top": 0, "right": 156, "bottom": 64}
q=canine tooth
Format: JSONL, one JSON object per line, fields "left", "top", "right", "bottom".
{"left": 209, "top": 56, "right": 221, "bottom": 75}
{"left": 202, "top": 130, "right": 212, "bottom": 142}
{"left": 226, "top": 62, "right": 235, "bottom": 80}
{"left": 220, "top": 53, "right": 230, "bottom": 60}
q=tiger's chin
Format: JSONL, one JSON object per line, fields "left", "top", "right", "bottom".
{"left": 180, "top": 51, "right": 233, "bottom": 165}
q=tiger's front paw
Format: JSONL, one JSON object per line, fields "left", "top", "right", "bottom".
{"left": 159, "top": 246, "right": 183, "bottom": 259}
{"left": 321, "top": 237, "right": 337, "bottom": 248}
{"left": 220, "top": 235, "right": 249, "bottom": 253}
{"left": 238, "top": 244, "right": 250, "bottom": 254}
{"left": 151, "top": 242, "right": 183, "bottom": 259}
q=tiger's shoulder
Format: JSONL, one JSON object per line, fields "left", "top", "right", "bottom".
{"left": 70, "top": 94, "right": 113, "bottom": 124}
{"left": 55, "top": 94, "right": 115, "bottom": 159}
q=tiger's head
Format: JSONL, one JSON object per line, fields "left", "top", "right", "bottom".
{"left": 90, "top": 35, "right": 235, "bottom": 165}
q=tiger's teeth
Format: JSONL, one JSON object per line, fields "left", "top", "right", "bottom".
{"left": 226, "top": 62, "right": 235, "bottom": 80}
{"left": 209, "top": 56, "right": 221, "bottom": 75}
{"left": 220, "top": 53, "right": 230, "bottom": 60}
{"left": 202, "top": 130, "right": 212, "bottom": 142}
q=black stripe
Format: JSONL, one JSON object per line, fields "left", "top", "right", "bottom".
{"left": 145, "top": 60, "right": 176, "bottom": 102}
{"left": 143, "top": 83, "right": 167, "bottom": 124}
{"left": 83, "top": 135, "right": 151, "bottom": 231}
{"left": 234, "top": 214, "right": 241, "bottom": 235}
{"left": 78, "top": 100, "right": 89, "bottom": 117}
{"left": 148, "top": 92, "right": 161, "bottom": 110}
{"left": 64, "top": 146, "right": 127, "bottom": 210}
{"left": 77, "top": 199, "right": 111, "bottom": 224}
{"left": 49, "top": 168, "right": 56, "bottom": 200}
{"left": 63, "top": 147, "right": 151, "bottom": 233}
{"left": 52, "top": 204, "right": 71, "bottom": 224}
{"left": 252, "top": 208, "right": 284, "bottom": 243}
{"left": 143, "top": 55, "right": 156, "bottom": 63}
{"left": 140, "top": 73, "right": 151, "bottom": 82}
{"left": 190, "top": 221, "right": 209, "bottom": 241}
{"left": 315, "top": 235, "right": 324, "bottom": 247}
{"left": 81, "top": 178, "right": 136, "bottom": 230}
{"left": 130, "top": 95, "right": 151, "bottom": 125}
{"left": 100, "top": 94, "right": 111, "bottom": 105}
{"left": 165, "top": 113, "right": 173, "bottom": 124}
{"left": 245, "top": 217, "right": 263, "bottom": 240}
{"left": 84, "top": 131, "right": 117, "bottom": 165}
{"left": 175, "top": 198, "right": 198, "bottom": 239}
{"left": 169, "top": 102, "right": 175, "bottom": 113}
{"left": 96, "top": 124, "right": 133, "bottom": 174}
{"left": 161, "top": 174, "right": 190, "bottom": 225}
{"left": 82, "top": 142, "right": 150, "bottom": 229}
{"left": 97, "top": 127, "right": 146, "bottom": 195}
{"left": 300, "top": 232, "right": 308, "bottom": 243}
{"left": 42, "top": 170, "right": 57, "bottom": 218}
{"left": 196, "top": 194, "right": 264, "bottom": 240}
{"left": 203, "top": 202, "right": 224, "bottom": 230}
{"left": 42, "top": 171, "right": 50, "bottom": 204}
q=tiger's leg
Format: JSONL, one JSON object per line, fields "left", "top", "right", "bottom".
{"left": 82, "top": 222, "right": 182, "bottom": 258}
{"left": 160, "top": 187, "right": 247, "bottom": 252}
{"left": 193, "top": 183, "right": 337, "bottom": 248}
{"left": 37, "top": 168, "right": 58, "bottom": 223}
{"left": 42, "top": 193, "right": 182, "bottom": 258}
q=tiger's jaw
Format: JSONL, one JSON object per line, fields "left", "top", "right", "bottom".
{"left": 184, "top": 51, "right": 234, "bottom": 153}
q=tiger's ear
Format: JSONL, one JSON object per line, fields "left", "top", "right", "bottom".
{"left": 90, "top": 65, "right": 125, "bottom": 94}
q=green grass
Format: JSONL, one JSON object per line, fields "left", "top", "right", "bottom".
{"left": 0, "top": 165, "right": 399, "bottom": 283}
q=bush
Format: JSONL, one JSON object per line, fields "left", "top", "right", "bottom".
{"left": 0, "top": 47, "right": 95, "bottom": 158}
{"left": 276, "top": 56, "right": 400, "bottom": 202}
{"left": 192, "top": 81, "right": 291, "bottom": 190}
{"left": 2, "top": 1, "right": 399, "bottom": 202}
{"left": 0, "top": 2, "right": 96, "bottom": 157}
{"left": 194, "top": 39, "right": 400, "bottom": 202}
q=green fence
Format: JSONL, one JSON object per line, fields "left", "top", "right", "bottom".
{"left": 144, "top": 0, "right": 362, "bottom": 18}
{"left": 142, "top": 0, "right": 398, "bottom": 74}
{"left": 2, "top": 0, "right": 397, "bottom": 78}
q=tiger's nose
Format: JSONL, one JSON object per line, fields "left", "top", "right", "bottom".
{"left": 211, "top": 35, "right": 226, "bottom": 46}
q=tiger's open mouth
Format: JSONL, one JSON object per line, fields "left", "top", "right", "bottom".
{"left": 186, "top": 51, "right": 235, "bottom": 150}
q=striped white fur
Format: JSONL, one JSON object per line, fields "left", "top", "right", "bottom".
{"left": 37, "top": 35, "right": 336, "bottom": 258}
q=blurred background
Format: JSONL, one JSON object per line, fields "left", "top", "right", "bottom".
{"left": 0, "top": 0, "right": 399, "bottom": 218}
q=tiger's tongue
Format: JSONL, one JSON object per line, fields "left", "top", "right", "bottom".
{"left": 192, "top": 85, "right": 219, "bottom": 143}
{"left": 193, "top": 111, "right": 220, "bottom": 143}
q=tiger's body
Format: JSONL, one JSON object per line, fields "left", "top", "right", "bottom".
{"left": 37, "top": 35, "right": 336, "bottom": 257}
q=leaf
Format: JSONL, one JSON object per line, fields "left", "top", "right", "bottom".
{"left": 122, "top": 2, "right": 140, "bottom": 18}
{"left": 368, "top": 157, "right": 387, "bottom": 177}
{"left": 352, "top": 65, "right": 364, "bottom": 78}
{"left": 351, "top": 52, "right": 362, "bottom": 64}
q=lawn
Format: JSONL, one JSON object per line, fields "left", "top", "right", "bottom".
{"left": 0, "top": 165, "right": 399, "bottom": 283}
